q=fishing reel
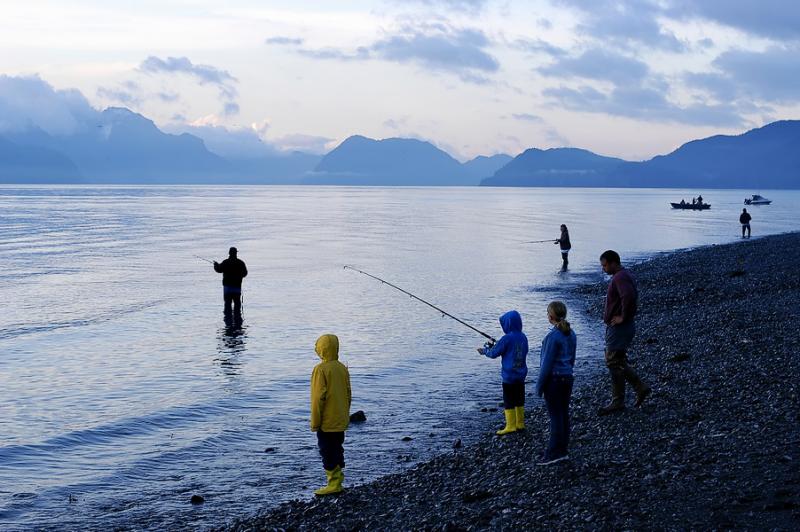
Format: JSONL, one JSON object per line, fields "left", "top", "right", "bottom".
{"left": 482, "top": 339, "right": 496, "bottom": 352}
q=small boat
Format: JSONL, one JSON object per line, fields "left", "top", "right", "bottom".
{"left": 744, "top": 194, "right": 772, "bottom": 205}
{"left": 671, "top": 202, "right": 711, "bottom": 210}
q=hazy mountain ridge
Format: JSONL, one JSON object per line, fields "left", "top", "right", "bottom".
{"left": 481, "top": 120, "right": 800, "bottom": 189}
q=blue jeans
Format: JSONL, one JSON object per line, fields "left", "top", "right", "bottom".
{"left": 543, "top": 375, "right": 574, "bottom": 459}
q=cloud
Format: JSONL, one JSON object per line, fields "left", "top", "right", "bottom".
{"left": 139, "top": 56, "right": 238, "bottom": 115}
{"left": 265, "top": 36, "right": 305, "bottom": 46}
{"left": 157, "top": 91, "right": 180, "bottom": 103}
{"left": 668, "top": 0, "right": 800, "bottom": 41}
{"left": 510, "top": 113, "right": 543, "bottom": 122}
{"left": 556, "top": 0, "right": 685, "bottom": 52}
{"left": 397, "top": 0, "right": 487, "bottom": 13}
{"left": 539, "top": 49, "right": 649, "bottom": 84}
{"left": 513, "top": 38, "right": 567, "bottom": 57}
{"left": 712, "top": 46, "right": 800, "bottom": 103}
{"left": 270, "top": 133, "right": 334, "bottom": 154}
{"left": 0, "top": 74, "right": 99, "bottom": 135}
{"left": 96, "top": 86, "right": 141, "bottom": 106}
{"left": 543, "top": 84, "right": 744, "bottom": 127}
{"left": 270, "top": 23, "right": 499, "bottom": 83}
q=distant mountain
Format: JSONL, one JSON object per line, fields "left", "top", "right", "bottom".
{"left": 0, "top": 135, "right": 82, "bottom": 183}
{"left": 481, "top": 148, "right": 626, "bottom": 187}
{"left": 614, "top": 120, "right": 800, "bottom": 188}
{"left": 482, "top": 121, "right": 800, "bottom": 188}
{"left": 462, "top": 154, "right": 513, "bottom": 183}
{"left": 305, "top": 135, "right": 472, "bottom": 185}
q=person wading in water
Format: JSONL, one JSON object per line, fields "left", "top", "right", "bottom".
{"left": 554, "top": 224, "right": 571, "bottom": 271}
{"left": 214, "top": 247, "right": 248, "bottom": 316}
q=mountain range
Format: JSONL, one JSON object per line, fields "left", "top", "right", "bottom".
{"left": 1, "top": 103, "right": 798, "bottom": 188}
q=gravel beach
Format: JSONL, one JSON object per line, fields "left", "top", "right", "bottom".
{"left": 225, "top": 232, "right": 800, "bottom": 531}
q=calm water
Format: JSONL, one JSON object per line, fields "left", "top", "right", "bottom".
{"left": 1, "top": 186, "right": 798, "bottom": 530}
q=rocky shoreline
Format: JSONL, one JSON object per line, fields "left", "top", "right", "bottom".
{"left": 224, "top": 233, "right": 800, "bottom": 531}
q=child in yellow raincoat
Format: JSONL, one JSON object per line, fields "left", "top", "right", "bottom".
{"left": 310, "top": 334, "right": 352, "bottom": 495}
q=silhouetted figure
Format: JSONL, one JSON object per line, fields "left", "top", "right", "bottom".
{"left": 554, "top": 224, "right": 571, "bottom": 271}
{"left": 740, "top": 208, "right": 752, "bottom": 238}
{"left": 691, "top": 198, "right": 696, "bottom": 205}
{"left": 597, "top": 250, "right": 651, "bottom": 415}
{"left": 697, "top": 195, "right": 703, "bottom": 205}
{"left": 214, "top": 247, "right": 248, "bottom": 316}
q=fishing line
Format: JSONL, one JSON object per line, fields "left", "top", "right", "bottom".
{"left": 344, "top": 265, "right": 496, "bottom": 343}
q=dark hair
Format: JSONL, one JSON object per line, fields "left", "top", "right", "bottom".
{"left": 600, "top": 249, "right": 620, "bottom": 264}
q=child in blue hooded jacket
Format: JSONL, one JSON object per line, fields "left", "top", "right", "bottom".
{"left": 535, "top": 301, "right": 577, "bottom": 464}
{"left": 477, "top": 310, "right": 529, "bottom": 435}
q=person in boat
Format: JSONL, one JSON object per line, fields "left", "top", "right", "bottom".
{"left": 213, "top": 247, "right": 248, "bottom": 316}
{"left": 598, "top": 250, "right": 651, "bottom": 415}
{"left": 697, "top": 195, "right": 703, "bottom": 205}
{"left": 554, "top": 224, "right": 571, "bottom": 271}
{"left": 691, "top": 198, "right": 696, "bottom": 205}
{"left": 535, "top": 301, "right": 577, "bottom": 465}
{"left": 740, "top": 208, "right": 752, "bottom": 238}
{"left": 680, "top": 199, "right": 686, "bottom": 205}
{"left": 477, "top": 310, "right": 529, "bottom": 435}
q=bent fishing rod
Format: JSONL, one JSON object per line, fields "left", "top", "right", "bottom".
{"left": 344, "top": 265, "right": 496, "bottom": 343}
{"left": 525, "top": 239, "right": 557, "bottom": 244}
{"left": 195, "top": 255, "right": 215, "bottom": 264}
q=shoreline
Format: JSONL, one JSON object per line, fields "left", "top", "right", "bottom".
{"left": 227, "top": 232, "right": 800, "bottom": 530}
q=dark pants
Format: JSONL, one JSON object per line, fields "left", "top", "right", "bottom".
{"left": 223, "top": 288, "right": 242, "bottom": 315}
{"left": 605, "top": 349, "right": 648, "bottom": 405}
{"left": 543, "top": 375, "right": 573, "bottom": 460}
{"left": 561, "top": 250, "right": 569, "bottom": 270}
{"left": 502, "top": 382, "right": 525, "bottom": 409}
{"left": 317, "top": 431, "right": 345, "bottom": 471}
{"left": 742, "top": 223, "right": 751, "bottom": 238}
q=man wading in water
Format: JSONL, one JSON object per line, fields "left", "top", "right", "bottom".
{"left": 554, "top": 224, "right": 571, "bottom": 272}
{"left": 214, "top": 247, "right": 248, "bottom": 316}
{"left": 598, "top": 250, "right": 651, "bottom": 415}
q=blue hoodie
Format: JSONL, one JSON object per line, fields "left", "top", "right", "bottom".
{"left": 482, "top": 310, "right": 528, "bottom": 384}
{"left": 535, "top": 326, "right": 577, "bottom": 396}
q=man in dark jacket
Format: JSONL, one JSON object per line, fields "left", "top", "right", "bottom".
{"left": 740, "top": 208, "right": 752, "bottom": 238}
{"left": 598, "top": 250, "right": 651, "bottom": 415}
{"left": 214, "top": 247, "right": 248, "bottom": 316}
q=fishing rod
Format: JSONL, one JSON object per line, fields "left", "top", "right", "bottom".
{"left": 195, "top": 255, "right": 215, "bottom": 264}
{"left": 524, "top": 239, "right": 557, "bottom": 244}
{"left": 344, "top": 265, "right": 496, "bottom": 343}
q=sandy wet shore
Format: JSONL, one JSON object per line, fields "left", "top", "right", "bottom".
{"left": 224, "top": 232, "right": 800, "bottom": 531}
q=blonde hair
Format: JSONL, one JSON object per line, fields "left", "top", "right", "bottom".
{"left": 548, "top": 301, "right": 571, "bottom": 334}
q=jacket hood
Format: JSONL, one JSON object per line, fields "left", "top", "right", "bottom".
{"left": 315, "top": 334, "right": 339, "bottom": 361}
{"left": 499, "top": 310, "right": 523, "bottom": 334}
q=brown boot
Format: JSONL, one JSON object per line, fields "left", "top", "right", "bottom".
{"left": 598, "top": 368, "right": 626, "bottom": 416}
{"left": 634, "top": 385, "right": 651, "bottom": 407}
{"left": 622, "top": 365, "right": 651, "bottom": 407}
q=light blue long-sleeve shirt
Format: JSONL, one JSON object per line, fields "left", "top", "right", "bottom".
{"left": 536, "top": 326, "right": 577, "bottom": 396}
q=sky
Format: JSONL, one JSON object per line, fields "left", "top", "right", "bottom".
{"left": 1, "top": 0, "right": 799, "bottom": 161}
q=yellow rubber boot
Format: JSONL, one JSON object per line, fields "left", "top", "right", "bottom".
{"left": 314, "top": 466, "right": 344, "bottom": 496}
{"left": 515, "top": 406, "right": 525, "bottom": 431}
{"left": 496, "top": 409, "right": 517, "bottom": 435}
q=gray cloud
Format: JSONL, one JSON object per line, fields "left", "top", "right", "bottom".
{"left": 271, "top": 23, "right": 498, "bottom": 83}
{"left": 543, "top": 84, "right": 744, "bottom": 127}
{"left": 557, "top": 0, "right": 685, "bottom": 52}
{"left": 166, "top": 123, "right": 277, "bottom": 159}
{"left": 270, "top": 133, "right": 333, "bottom": 154}
{"left": 0, "top": 75, "right": 99, "bottom": 135}
{"left": 669, "top": 0, "right": 800, "bottom": 41}
{"left": 139, "top": 55, "right": 238, "bottom": 116}
{"left": 157, "top": 91, "right": 180, "bottom": 103}
{"left": 510, "top": 113, "right": 543, "bottom": 122}
{"left": 513, "top": 38, "right": 567, "bottom": 57}
{"left": 398, "top": 0, "right": 487, "bottom": 12}
{"left": 96, "top": 86, "right": 141, "bottom": 106}
{"left": 539, "top": 49, "right": 649, "bottom": 84}
{"left": 265, "top": 36, "right": 305, "bottom": 46}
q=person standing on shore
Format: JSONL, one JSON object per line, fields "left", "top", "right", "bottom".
{"left": 213, "top": 247, "right": 248, "bottom": 316}
{"left": 310, "top": 334, "right": 351, "bottom": 496}
{"left": 536, "top": 301, "right": 577, "bottom": 465}
{"left": 598, "top": 250, "right": 651, "bottom": 415}
{"left": 740, "top": 208, "right": 752, "bottom": 238}
{"left": 477, "top": 310, "right": 529, "bottom": 435}
{"left": 554, "top": 224, "right": 571, "bottom": 271}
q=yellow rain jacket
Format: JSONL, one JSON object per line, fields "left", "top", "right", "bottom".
{"left": 310, "top": 334, "right": 352, "bottom": 432}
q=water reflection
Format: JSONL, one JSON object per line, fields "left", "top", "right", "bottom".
{"left": 215, "top": 311, "right": 247, "bottom": 377}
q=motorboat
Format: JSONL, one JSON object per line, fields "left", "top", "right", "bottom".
{"left": 671, "top": 201, "right": 710, "bottom": 210}
{"left": 744, "top": 194, "right": 772, "bottom": 205}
